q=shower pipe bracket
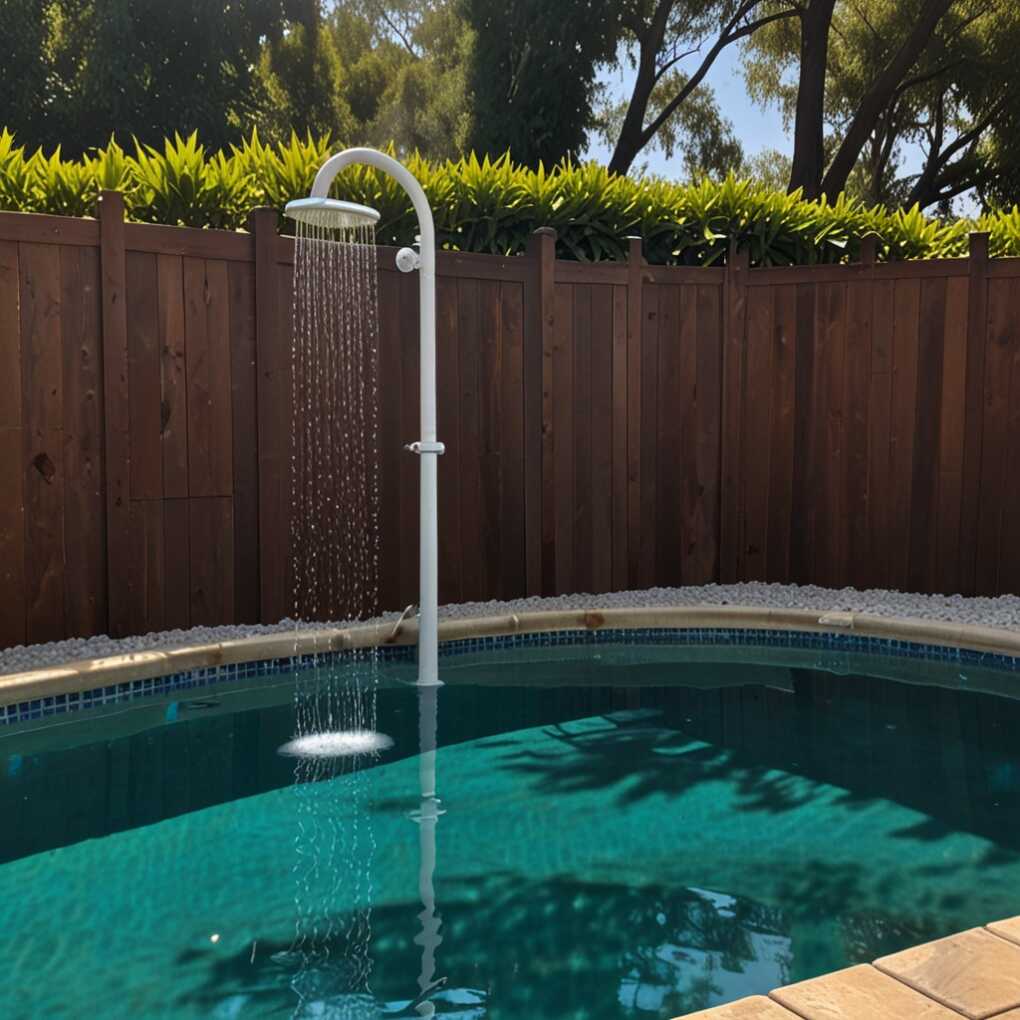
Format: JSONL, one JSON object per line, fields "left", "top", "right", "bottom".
{"left": 404, "top": 441, "right": 445, "bottom": 456}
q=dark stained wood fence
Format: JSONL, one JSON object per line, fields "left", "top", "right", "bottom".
{"left": 1, "top": 196, "right": 1019, "bottom": 648}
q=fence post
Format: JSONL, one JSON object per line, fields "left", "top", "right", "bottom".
{"left": 960, "top": 230, "right": 989, "bottom": 594}
{"left": 720, "top": 240, "right": 749, "bottom": 583}
{"left": 625, "top": 237, "right": 643, "bottom": 587}
{"left": 859, "top": 235, "right": 877, "bottom": 267}
{"left": 526, "top": 227, "right": 556, "bottom": 596}
{"left": 98, "top": 191, "right": 132, "bottom": 636}
{"left": 250, "top": 207, "right": 286, "bottom": 624}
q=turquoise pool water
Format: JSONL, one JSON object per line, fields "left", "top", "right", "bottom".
{"left": 2, "top": 644, "right": 1019, "bottom": 1018}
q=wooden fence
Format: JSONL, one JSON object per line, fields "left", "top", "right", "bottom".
{"left": 1, "top": 195, "right": 1019, "bottom": 648}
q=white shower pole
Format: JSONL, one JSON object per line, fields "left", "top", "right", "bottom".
{"left": 310, "top": 148, "right": 442, "bottom": 689}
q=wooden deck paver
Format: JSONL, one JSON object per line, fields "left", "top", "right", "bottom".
{"left": 875, "top": 927, "right": 1020, "bottom": 1020}
{"left": 769, "top": 963, "right": 963, "bottom": 1019}
{"left": 678, "top": 996, "right": 797, "bottom": 1019}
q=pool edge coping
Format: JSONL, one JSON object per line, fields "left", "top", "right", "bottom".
{"left": 677, "top": 914, "right": 1020, "bottom": 1019}
{"left": 3, "top": 604, "right": 1020, "bottom": 707}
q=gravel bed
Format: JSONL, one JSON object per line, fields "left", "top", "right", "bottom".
{"left": 3, "top": 582, "right": 1020, "bottom": 677}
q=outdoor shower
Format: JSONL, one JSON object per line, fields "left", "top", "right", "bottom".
{"left": 286, "top": 147, "right": 443, "bottom": 690}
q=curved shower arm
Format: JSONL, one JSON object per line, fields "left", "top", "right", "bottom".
{"left": 310, "top": 148, "right": 436, "bottom": 266}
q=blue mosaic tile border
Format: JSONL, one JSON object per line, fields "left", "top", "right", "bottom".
{"left": 2, "top": 626, "right": 1018, "bottom": 727}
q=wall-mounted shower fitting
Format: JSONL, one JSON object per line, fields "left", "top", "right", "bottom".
{"left": 396, "top": 246, "right": 421, "bottom": 273}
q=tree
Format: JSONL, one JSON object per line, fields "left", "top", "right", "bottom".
{"left": 3, "top": 0, "right": 288, "bottom": 156}
{"left": 461, "top": 0, "right": 621, "bottom": 166}
{"left": 0, "top": 1, "right": 51, "bottom": 145}
{"left": 256, "top": 15, "right": 357, "bottom": 142}
{"left": 745, "top": 0, "right": 1019, "bottom": 209}
{"left": 786, "top": 0, "right": 836, "bottom": 199}
{"left": 605, "top": 0, "right": 799, "bottom": 176}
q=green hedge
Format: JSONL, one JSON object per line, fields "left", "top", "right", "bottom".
{"left": 2, "top": 128, "right": 1018, "bottom": 265}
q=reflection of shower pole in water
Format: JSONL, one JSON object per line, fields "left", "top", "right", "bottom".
{"left": 411, "top": 681, "right": 444, "bottom": 1017}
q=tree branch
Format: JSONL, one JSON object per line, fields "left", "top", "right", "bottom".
{"left": 640, "top": 3, "right": 799, "bottom": 147}
{"left": 820, "top": 0, "right": 955, "bottom": 199}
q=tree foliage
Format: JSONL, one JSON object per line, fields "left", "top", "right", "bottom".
{"left": 744, "top": 0, "right": 1020, "bottom": 210}
{"left": 461, "top": 0, "right": 621, "bottom": 167}
{"left": 4, "top": 125, "right": 1018, "bottom": 267}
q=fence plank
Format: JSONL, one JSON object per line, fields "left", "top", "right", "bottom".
{"left": 657, "top": 284, "right": 684, "bottom": 585}
{"left": 0, "top": 426, "right": 25, "bottom": 647}
{"left": 435, "top": 274, "right": 462, "bottom": 604}
{"left": 590, "top": 284, "right": 614, "bottom": 593}
{"left": 188, "top": 497, "right": 234, "bottom": 625}
{"left": 228, "top": 261, "right": 259, "bottom": 623}
{"left": 400, "top": 269, "right": 421, "bottom": 606}
{"left": 99, "top": 192, "right": 133, "bottom": 636}
{"left": 999, "top": 289, "right": 1020, "bottom": 593}
{"left": 126, "top": 252, "right": 162, "bottom": 499}
{"left": 20, "top": 243, "right": 65, "bottom": 643}
{"left": 766, "top": 285, "right": 797, "bottom": 583}
{"left": 908, "top": 277, "right": 947, "bottom": 592}
{"left": 844, "top": 273, "right": 872, "bottom": 590}
{"left": 720, "top": 246, "right": 748, "bottom": 583}
{"left": 693, "top": 284, "right": 722, "bottom": 584}
{"left": 0, "top": 242, "right": 25, "bottom": 647}
{"left": 889, "top": 279, "right": 920, "bottom": 591}
{"left": 252, "top": 209, "right": 288, "bottom": 623}
{"left": 822, "top": 282, "right": 847, "bottom": 586}
{"left": 959, "top": 235, "right": 989, "bottom": 594}
{"left": 500, "top": 281, "right": 527, "bottom": 599}
{"left": 572, "top": 284, "right": 593, "bottom": 593}
{"left": 527, "top": 229, "right": 555, "bottom": 596}
{"left": 60, "top": 247, "right": 105, "bottom": 637}
{"left": 625, "top": 240, "right": 644, "bottom": 588}
{"left": 866, "top": 280, "right": 895, "bottom": 589}
{"left": 377, "top": 269, "right": 404, "bottom": 612}
{"left": 974, "top": 277, "right": 1012, "bottom": 595}
{"left": 185, "top": 259, "right": 233, "bottom": 498}
{"left": 790, "top": 284, "right": 816, "bottom": 583}
{"left": 158, "top": 255, "right": 188, "bottom": 498}
{"left": 553, "top": 282, "right": 575, "bottom": 591}
{"left": 611, "top": 284, "right": 629, "bottom": 589}
{"left": 742, "top": 285, "right": 773, "bottom": 581}
{"left": 638, "top": 284, "right": 659, "bottom": 587}
{"left": 479, "top": 279, "right": 502, "bottom": 600}
{"left": 128, "top": 499, "right": 164, "bottom": 635}
{"left": 935, "top": 276, "right": 968, "bottom": 595}
{"left": 0, "top": 242, "right": 21, "bottom": 429}
{"left": 163, "top": 498, "right": 190, "bottom": 630}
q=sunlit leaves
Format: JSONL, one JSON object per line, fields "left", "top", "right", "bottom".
{"left": 0, "top": 126, "right": 1011, "bottom": 263}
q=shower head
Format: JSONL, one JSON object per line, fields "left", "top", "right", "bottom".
{"left": 284, "top": 196, "right": 380, "bottom": 229}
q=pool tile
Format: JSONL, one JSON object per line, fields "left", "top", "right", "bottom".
{"left": 769, "top": 964, "right": 961, "bottom": 1018}
{"left": 875, "top": 928, "right": 1020, "bottom": 1019}
{"left": 987, "top": 916, "right": 1020, "bottom": 948}
{"left": 675, "top": 996, "right": 796, "bottom": 1019}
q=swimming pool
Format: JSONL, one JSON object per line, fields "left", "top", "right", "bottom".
{"left": 3, "top": 636, "right": 1019, "bottom": 1019}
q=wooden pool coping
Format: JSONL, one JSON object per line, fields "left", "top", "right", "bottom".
{"left": 679, "top": 915, "right": 1020, "bottom": 1019}
{"left": 3, "top": 604, "right": 1020, "bottom": 707}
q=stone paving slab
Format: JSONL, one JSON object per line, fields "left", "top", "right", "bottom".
{"left": 769, "top": 964, "right": 963, "bottom": 1019}
{"left": 875, "top": 927, "right": 1020, "bottom": 1020}
{"left": 678, "top": 997, "right": 796, "bottom": 1019}
{"left": 680, "top": 917, "right": 1020, "bottom": 1020}
{"left": 988, "top": 917, "right": 1020, "bottom": 949}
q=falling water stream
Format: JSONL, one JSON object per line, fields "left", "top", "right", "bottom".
{"left": 286, "top": 218, "right": 384, "bottom": 1018}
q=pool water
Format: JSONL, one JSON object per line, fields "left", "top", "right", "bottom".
{"left": 2, "top": 645, "right": 1020, "bottom": 1018}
